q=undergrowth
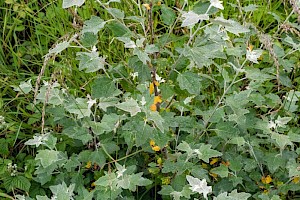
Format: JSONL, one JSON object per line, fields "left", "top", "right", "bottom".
{"left": 1, "top": 0, "right": 300, "bottom": 199}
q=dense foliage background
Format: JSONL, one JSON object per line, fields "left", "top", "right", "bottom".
{"left": 1, "top": 0, "right": 300, "bottom": 199}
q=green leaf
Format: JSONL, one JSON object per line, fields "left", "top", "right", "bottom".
{"left": 94, "top": 187, "right": 122, "bottom": 199}
{"left": 288, "top": 131, "right": 300, "bottom": 142}
{"left": 183, "top": 44, "right": 226, "bottom": 68}
{"left": 229, "top": 176, "right": 243, "bottom": 187}
{"left": 245, "top": 67, "right": 274, "bottom": 81}
{"left": 36, "top": 196, "right": 50, "bottom": 200}
{"left": 228, "top": 137, "right": 245, "bottom": 146}
{"left": 62, "top": 0, "right": 85, "bottom": 8}
{"left": 76, "top": 51, "right": 105, "bottom": 73}
{"left": 177, "top": 141, "right": 194, "bottom": 158}
{"left": 159, "top": 185, "right": 192, "bottom": 200}
{"left": 275, "top": 116, "right": 292, "bottom": 128}
{"left": 162, "top": 158, "right": 194, "bottom": 175}
{"left": 80, "top": 32, "right": 98, "bottom": 47}
{"left": 214, "top": 189, "right": 251, "bottom": 200}
{"left": 12, "top": 79, "right": 32, "bottom": 94}
{"left": 90, "top": 150, "right": 106, "bottom": 168}
{"left": 271, "top": 132, "right": 293, "bottom": 153}
{"left": 98, "top": 97, "right": 119, "bottom": 111}
{"left": 198, "top": 144, "right": 222, "bottom": 163}
{"left": 65, "top": 98, "right": 91, "bottom": 118}
{"left": 226, "top": 46, "right": 245, "bottom": 58}
{"left": 158, "top": 185, "right": 175, "bottom": 195}
{"left": 128, "top": 56, "right": 151, "bottom": 82}
{"left": 279, "top": 58, "right": 295, "bottom": 72}
{"left": 62, "top": 126, "right": 92, "bottom": 144}
{"left": 64, "top": 155, "right": 81, "bottom": 172}
{"left": 160, "top": 83, "right": 174, "bottom": 100}
{"left": 107, "top": 8, "right": 124, "bottom": 19}
{"left": 212, "top": 17, "right": 250, "bottom": 35}
{"left": 242, "top": 4, "right": 258, "bottom": 12}
{"left": 133, "top": 48, "right": 150, "bottom": 65}
{"left": 147, "top": 111, "right": 165, "bottom": 133}
{"left": 95, "top": 172, "right": 118, "bottom": 188}
{"left": 48, "top": 41, "right": 69, "bottom": 54}
{"left": 106, "top": 21, "right": 131, "bottom": 37}
{"left": 49, "top": 182, "right": 75, "bottom": 200}
{"left": 273, "top": 44, "right": 285, "bottom": 57}
{"left": 82, "top": 16, "right": 106, "bottom": 34}
{"left": 122, "top": 120, "right": 152, "bottom": 147}
{"left": 161, "top": 5, "right": 176, "bottom": 26}
{"left": 0, "top": 138, "right": 9, "bottom": 156}
{"left": 145, "top": 44, "right": 159, "bottom": 54}
{"left": 76, "top": 186, "right": 95, "bottom": 200}
{"left": 92, "top": 113, "right": 122, "bottom": 135}
{"left": 177, "top": 72, "right": 201, "bottom": 95}
{"left": 265, "top": 152, "right": 286, "bottom": 173}
{"left": 215, "top": 121, "right": 240, "bottom": 140}
{"left": 91, "top": 77, "right": 122, "bottom": 98}
{"left": 33, "top": 172, "right": 52, "bottom": 185}
{"left": 116, "top": 98, "right": 141, "bottom": 116}
{"left": 228, "top": 155, "right": 243, "bottom": 172}
{"left": 181, "top": 11, "right": 209, "bottom": 27}
{"left": 210, "top": 165, "right": 229, "bottom": 178}
{"left": 36, "top": 150, "right": 59, "bottom": 168}
{"left": 199, "top": 107, "right": 225, "bottom": 123}
{"left": 36, "top": 85, "right": 64, "bottom": 106}
{"left": 2, "top": 176, "right": 31, "bottom": 192}
{"left": 102, "top": 141, "right": 120, "bottom": 154}
{"left": 118, "top": 173, "right": 152, "bottom": 191}
{"left": 186, "top": 175, "right": 212, "bottom": 198}
{"left": 116, "top": 37, "right": 136, "bottom": 48}
{"left": 25, "top": 134, "right": 50, "bottom": 148}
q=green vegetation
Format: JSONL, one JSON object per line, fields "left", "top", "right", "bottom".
{"left": 1, "top": 0, "right": 300, "bottom": 199}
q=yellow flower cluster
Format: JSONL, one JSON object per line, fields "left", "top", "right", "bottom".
{"left": 261, "top": 175, "right": 272, "bottom": 184}
{"left": 149, "top": 81, "right": 162, "bottom": 111}
{"left": 150, "top": 139, "right": 160, "bottom": 151}
{"left": 85, "top": 161, "right": 92, "bottom": 169}
{"left": 292, "top": 176, "right": 300, "bottom": 183}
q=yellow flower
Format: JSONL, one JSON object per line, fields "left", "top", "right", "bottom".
{"left": 221, "top": 160, "right": 230, "bottom": 167}
{"left": 161, "top": 177, "right": 171, "bottom": 185}
{"left": 210, "top": 157, "right": 219, "bottom": 165}
{"left": 247, "top": 44, "right": 254, "bottom": 51}
{"left": 157, "top": 1, "right": 161, "bottom": 6}
{"left": 143, "top": 3, "right": 151, "bottom": 10}
{"left": 152, "top": 145, "right": 161, "bottom": 151}
{"left": 292, "top": 176, "right": 300, "bottom": 183}
{"left": 261, "top": 175, "right": 272, "bottom": 184}
{"left": 150, "top": 139, "right": 156, "bottom": 147}
{"left": 153, "top": 96, "right": 162, "bottom": 104}
{"left": 91, "top": 182, "right": 96, "bottom": 187}
{"left": 150, "top": 104, "right": 157, "bottom": 111}
{"left": 85, "top": 161, "right": 92, "bottom": 169}
{"left": 149, "top": 82, "right": 154, "bottom": 95}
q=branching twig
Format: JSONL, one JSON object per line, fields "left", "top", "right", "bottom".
{"left": 197, "top": 59, "right": 248, "bottom": 138}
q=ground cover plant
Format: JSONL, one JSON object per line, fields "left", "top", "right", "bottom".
{"left": 1, "top": 0, "right": 300, "bottom": 199}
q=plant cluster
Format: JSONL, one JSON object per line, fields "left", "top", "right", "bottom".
{"left": 1, "top": 0, "right": 300, "bottom": 199}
